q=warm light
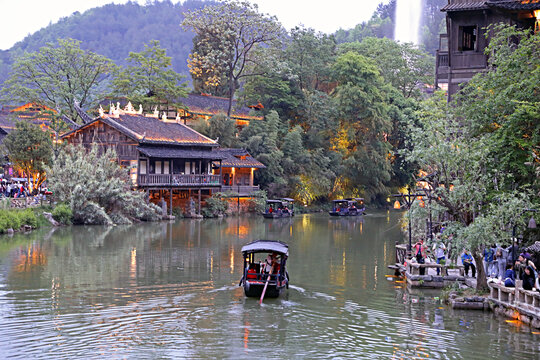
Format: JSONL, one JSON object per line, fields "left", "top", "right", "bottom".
{"left": 449, "top": 185, "right": 454, "bottom": 191}
{"left": 419, "top": 200, "right": 425, "bottom": 208}
{"left": 416, "top": 196, "right": 423, "bottom": 201}
{"left": 393, "top": 200, "right": 401, "bottom": 209}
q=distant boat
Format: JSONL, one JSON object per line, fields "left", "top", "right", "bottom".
{"left": 239, "top": 240, "right": 289, "bottom": 300}
{"left": 263, "top": 198, "right": 294, "bottom": 218}
{"left": 329, "top": 198, "right": 365, "bottom": 217}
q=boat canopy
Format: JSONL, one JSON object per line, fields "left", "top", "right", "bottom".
{"left": 241, "top": 240, "right": 289, "bottom": 256}
{"left": 281, "top": 198, "right": 294, "bottom": 202}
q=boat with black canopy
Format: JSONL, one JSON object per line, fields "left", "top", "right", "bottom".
{"left": 239, "top": 240, "right": 289, "bottom": 302}
{"left": 329, "top": 198, "right": 365, "bottom": 216}
{"left": 263, "top": 198, "right": 294, "bottom": 218}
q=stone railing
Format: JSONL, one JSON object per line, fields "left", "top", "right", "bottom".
{"left": 489, "top": 283, "right": 540, "bottom": 314}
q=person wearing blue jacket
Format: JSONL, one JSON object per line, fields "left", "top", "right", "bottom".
{"left": 461, "top": 250, "right": 476, "bottom": 278}
{"left": 503, "top": 264, "right": 515, "bottom": 287}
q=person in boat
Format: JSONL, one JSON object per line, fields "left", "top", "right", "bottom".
{"left": 262, "top": 253, "right": 277, "bottom": 280}
{"left": 268, "top": 205, "right": 273, "bottom": 214}
{"left": 283, "top": 206, "right": 289, "bottom": 215}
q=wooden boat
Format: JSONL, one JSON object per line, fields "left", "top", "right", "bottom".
{"left": 329, "top": 198, "right": 365, "bottom": 217}
{"left": 263, "top": 198, "right": 294, "bottom": 218}
{"left": 239, "top": 240, "right": 289, "bottom": 299}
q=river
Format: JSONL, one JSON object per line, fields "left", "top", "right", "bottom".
{"left": 0, "top": 211, "right": 538, "bottom": 359}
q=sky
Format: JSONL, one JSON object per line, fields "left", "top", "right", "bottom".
{"left": 0, "top": 0, "right": 386, "bottom": 50}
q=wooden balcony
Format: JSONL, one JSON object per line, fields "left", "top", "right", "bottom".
{"left": 138, "top": 174, "right": 221, "bottom": 187}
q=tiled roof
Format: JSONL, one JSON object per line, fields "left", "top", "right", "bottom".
{"left": 63, "top": 113, "right": 219, "bottom": 147}
{"left": 182, "top": 94, "right": 262, "bottom": 120}
{"left": 0, "top": 110, "right": 16, "bottom": 133}
{"left": 137, "top": 146, "right": 226, "bottom": 159}
{"left": 218, "top": 148, "right": 265, "bottom": 168}
{"left": 441, "top": 1, "right": 489, "bottom": 11}
{"left": 487, "top": 0, "right": 540, "bottom": 10}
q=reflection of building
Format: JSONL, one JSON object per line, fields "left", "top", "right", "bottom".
{"left": 435, "top": 0, "right": 540, "bottom": 98}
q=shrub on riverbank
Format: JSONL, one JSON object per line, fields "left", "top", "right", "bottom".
{"left": 46, "top": 144, "right": 162, "bottom": 225}
{"left": 202, "top": 194, "right": 229, "bottom": 218}
{"left": 52, "top": 203, "right": 73, "bottom": 225}
{"left": 0, "top": 208, "right": 38, "bottom": 233}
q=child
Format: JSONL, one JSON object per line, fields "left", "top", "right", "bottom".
{"left": 503, "top": 264, "right": 515, "bottom": 287}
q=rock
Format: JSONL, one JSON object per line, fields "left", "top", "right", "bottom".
{"left": 7, "top": 228, "right": 14, "bottom": 234}
{"left": 43, "top": 212, "right": 60, "bottom": 226}
{"left": 23, "top": 225, "right": 32, "bottom": 231}
{"left": 432, "top": 276, "right": 444, "bottom": 282}
{"left": 451, "top": 301, "right": 485, "bottom": 310}
{"left": 531, "top": 319, "right": 540, "bottom": 329}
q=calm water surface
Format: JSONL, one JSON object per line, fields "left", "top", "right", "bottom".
{"left": 0, "top": 212, "right": 538, "bottom": 359}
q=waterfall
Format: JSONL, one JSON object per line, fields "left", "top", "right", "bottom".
{"left": 394, "top": 0, "right": 423, "bottom": 44}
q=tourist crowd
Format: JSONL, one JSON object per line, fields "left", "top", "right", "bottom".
{"left": 0, "top": 180, "right": 30, "bottom": 198}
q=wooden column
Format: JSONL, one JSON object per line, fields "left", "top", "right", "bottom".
{"left": 169, "top": 187, "right": 173, "bottom": 216}
{"left": 198, "top": 189, "right": 201, "bottom": 215}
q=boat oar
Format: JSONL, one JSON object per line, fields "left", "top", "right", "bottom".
{"left": 259, "top": 264, "right": 275, "bottom": 304}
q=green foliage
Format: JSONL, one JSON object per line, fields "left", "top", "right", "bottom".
{"left": 338, "top": 38, "right": 434, "bottom": 99}
{"left": 207, "top": 114, "right": 237, "bottom": 148}
{"left": 202, "top": 194, "right": 229, "bottom": 218}
{"left": 0, "top": 208, "right": 38, "bottom": 233}
{"left": 3, "top": 121, "right": 53, "bottom": 190}
{"left": 182, "top": 0, "right": 285, "bottom": 116}
{"left": 46, "top": 144, "right": 161, "bottom": 225}
{"left": 52, "top": 203, "right": 73, "bottom": 225}
{"left": 112, "top": 40, "right": 188, "bottom": 109}
{"left": 1, "top": 39, "right": 116, "bottom": 122}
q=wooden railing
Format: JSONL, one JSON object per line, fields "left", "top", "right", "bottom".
{"left": 437, "top": 51, "right": 449, "bottom": 67}
{"left": 138, "top": 174, "right": 221, "bottom": 187}
{"left": 221, "top": 185, "right": 260, "bottom": 194}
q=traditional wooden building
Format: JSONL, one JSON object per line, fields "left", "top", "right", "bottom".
{"left": 61, "top": 103, "right": 264, "bottom": 214}
{"left": 436, "top": 0, "right": 540, "bottom": 97}
{"left": 217, "top": 148, "right": 265, "bottom": 195}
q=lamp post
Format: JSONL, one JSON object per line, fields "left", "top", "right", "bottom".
{"left": 393, "top": 188, "right": 424, "bottom": 260}
{"left": 511, "top": 209, "right": 538, "bottom": 264}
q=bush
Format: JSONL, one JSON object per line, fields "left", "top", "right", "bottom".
{"left": 0, "top": 208, "right": 39, "bottom": 233}
{"left": 202, "top": 194, "right": 229, "bottom": 218}
{"left": 52, "top": 203, "right": 73, "bottom": 225}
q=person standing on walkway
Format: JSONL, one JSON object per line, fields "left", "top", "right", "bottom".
{"left": 497, "top": 245, "right": 508, "bottom": 280}
{"left": 483, "top": 245, "right": 495, "bottom": 278}
{"left": 461, "top": 250, "right": 476, "bottom": 278}
{"left": 434, "top": 242, "right": 446, "bottom": 276}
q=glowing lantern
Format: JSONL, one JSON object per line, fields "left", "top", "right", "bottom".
{"left": 393, "top": 200, "right": 401, "bottom": 209}
{"left": 419, "top": 200, "right": 425, "bottom": 208}
{"left": 416, "top": 196, "right": 423, "bottom": 201}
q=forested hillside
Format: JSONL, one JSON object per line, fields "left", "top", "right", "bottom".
{"left": 0, "top": 0, "right": 446, "bottom": 86}
{"left": 0, "top": 0, "right": 216, "bottom": 84}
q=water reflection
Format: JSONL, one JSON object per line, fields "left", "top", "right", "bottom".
{"left": 0, "top": 213, "right": 538, "bottom": 358}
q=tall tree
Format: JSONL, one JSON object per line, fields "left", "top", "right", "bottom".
{"left": 4, "top": 122, "right": 53, "bottom": 191}
{"left": 182, "top": 0, "right": 285, "bottom": 117}
{"left": 1, "top": 39, "right": 115, "bottom": 123}
{"left": 112, "top": 40, "right": 188, "bottom": 109}
{"left": 331, "top": 51, "right": 393, "bottom": 200}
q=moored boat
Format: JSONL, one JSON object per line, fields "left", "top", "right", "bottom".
{"left": 329, "top": 198, "right": 365, "bottom": 216}
{"left": 239, "top": 240, "right": 289, "bottom": 299}
{"left": 263, "top": 198, "right": 294, "bottom": 218}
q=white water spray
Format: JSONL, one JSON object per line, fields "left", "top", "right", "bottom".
{"left": 394, "top": 0, "right": 423, "bottom": 44}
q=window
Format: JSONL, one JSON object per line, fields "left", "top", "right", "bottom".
{"left": 163, "top": 161, "right": 169, "bottom": 175}
{"left": 139, "top": 160, "right": 147, "bottom": 174}
{"left": 155, "top": 161, "right": 162, "bottom": 174}
{"left": 459, "top": 26, "right": 477, "bottom": 51}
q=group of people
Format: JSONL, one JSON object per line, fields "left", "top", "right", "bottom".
{"left": 0, "top": 180, "right": 29, "bottom": 198}
{"left": 412, "top": 239, "right": 539, "bottom": 293}
{"left": 267, "top": 205, "right": 291, "bottom": 215}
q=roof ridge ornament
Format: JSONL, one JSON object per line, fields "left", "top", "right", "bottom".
{"left": 99, "top": 105, "right": 105, "bottom": 118}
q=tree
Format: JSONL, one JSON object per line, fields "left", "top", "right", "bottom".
{"left": 112, "top": 40, "right": 188, "bottom": 109}
{"left": 331, "top": 51, "right": 393, "bottom": 200}
{"left": 3, "top": 121, "right": 53, "bottom": 191}
{"left": 207, "top": 114, "right": 237, "bottom": 148}
{"left": 1, "top": 39, "right": 116, "bottom": 123}
{"left": 404, "top": 92, "right": 534, "bottom": 290}
{"left": 46, "top": 144, "right": 161, "bottom": 225}
{"left": 182, "top": 0, "right": 285, "bottom": 117}
{"left": 339, "top": 37, "right": 434, "bottom": 99}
